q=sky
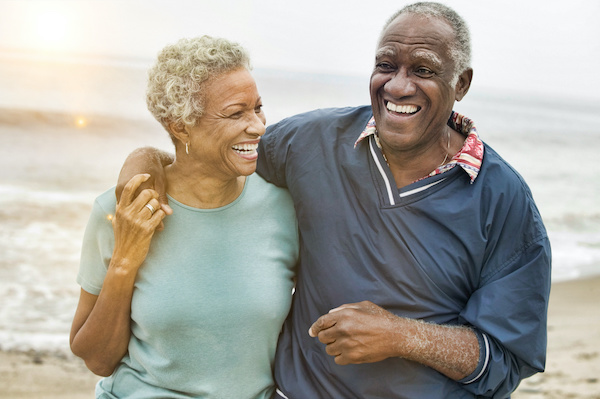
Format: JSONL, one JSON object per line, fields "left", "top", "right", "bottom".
{"left": 1, "top": 0, "right": 599, "bottom": 102}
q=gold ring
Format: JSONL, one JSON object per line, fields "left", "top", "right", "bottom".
{"left": 145, "top": 203, "right": 156, "bottom": 214}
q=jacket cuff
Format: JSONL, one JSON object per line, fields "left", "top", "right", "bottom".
{"left": 459, "top": 329, "right": 490, "bottom": 384}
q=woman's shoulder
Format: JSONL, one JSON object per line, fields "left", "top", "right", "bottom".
{"left": 91, "top": 186, "right": 118, "bottom": 215}
{"left": 246, "top": 174, "right": 293, "bottom": 203}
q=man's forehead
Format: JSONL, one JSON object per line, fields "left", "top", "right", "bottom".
{"left": 379, "top": 13, "right": 453, "bottom": 47}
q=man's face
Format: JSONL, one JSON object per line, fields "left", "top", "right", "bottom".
{"left": 370, "top": 13, "right": 466, "bottom": 156}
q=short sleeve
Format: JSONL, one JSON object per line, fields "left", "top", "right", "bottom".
{"left": 77, "top": 189, "right": 117, "bottom": 295}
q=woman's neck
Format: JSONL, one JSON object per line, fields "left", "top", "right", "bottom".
{"left": 164, "top": 159, "right": 246, "bottom": 209}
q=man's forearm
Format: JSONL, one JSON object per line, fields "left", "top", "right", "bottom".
{"left": 149, "top": 146, "right": 175, "bottom": 167}
{"left": 309, "top": 301, "right": 480, "bottom": 380}
{"left": 119, "top": 146, "right": 174, "bottom": 180}
{"left": 396, "top": 318, "right": 480, "bottom": 381}
{"left": 116, "top": 146, "right": 173, "bottom": 203}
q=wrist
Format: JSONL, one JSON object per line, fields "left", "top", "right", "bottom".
{"left": 108, "top": 256, "right": 141, "bottom": 278}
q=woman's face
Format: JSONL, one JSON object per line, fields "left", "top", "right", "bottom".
{"left": 185, "top": 68, "right": 266, "bottom": 179}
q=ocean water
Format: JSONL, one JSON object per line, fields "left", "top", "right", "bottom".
{"left": 1, "top": 53, "right": 599, "bottom": 355}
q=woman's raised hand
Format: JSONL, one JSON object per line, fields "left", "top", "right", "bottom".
{"left": 111, "top": 174, "right": 167, "bottom": 272}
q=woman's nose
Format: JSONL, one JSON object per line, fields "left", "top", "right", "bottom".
{"left": 247, "top": 112, "right": 266, "bottom": 136}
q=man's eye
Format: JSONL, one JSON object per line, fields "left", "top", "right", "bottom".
{"left": 415, "top": 67, "right": 434, "bottom": 77}
{"left": 376, "top": 62, "right": 394, "bottom": 72}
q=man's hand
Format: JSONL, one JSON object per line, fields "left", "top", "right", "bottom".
{"left": 308, "top": 301, "right": 480, "bottom": 380}
{"left": 308, "top": 301, "right": 403, "bottom": 365}
{"left": 115, "top": 147, "right": 174, "bottom": 227}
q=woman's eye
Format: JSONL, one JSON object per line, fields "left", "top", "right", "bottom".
{"left": 255, "top": 105, "right": 263, "bottom": 114}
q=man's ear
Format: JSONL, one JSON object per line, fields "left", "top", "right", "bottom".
{"left": 455, "top": 68, "right": 473, "bottom": 102}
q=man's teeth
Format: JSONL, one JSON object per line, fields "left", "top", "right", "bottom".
{"left": 386, "top": 102, "right": 418, "bottom": 114}
{"left": 232, "top": 143, "right": 258, "bottom": 153}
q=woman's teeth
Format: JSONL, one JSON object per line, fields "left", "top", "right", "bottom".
{"left": 232, "top": 143, "right": 258, "bottom": 153}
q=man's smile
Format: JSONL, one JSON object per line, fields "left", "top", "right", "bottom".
{"left": 385, "top": 101, "right": 420, "bottom": 114}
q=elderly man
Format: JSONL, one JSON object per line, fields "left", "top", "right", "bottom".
{"left": 118, "top": 2, "right": 551, "bottom": 398}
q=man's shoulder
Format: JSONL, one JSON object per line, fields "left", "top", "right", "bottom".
{"left": 481, "top": 144, "right": 528, "bottom": 188}
{"left": 479, "top": 143, "right": 540, "bottom": 212}
{"left": 267, "top": 105, "right": 372, "bottom": 133}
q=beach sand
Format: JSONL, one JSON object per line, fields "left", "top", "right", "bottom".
{"left": 0, "top": 277, "right": 597, "bottom": 398}
{"left": 512, "top": 276, "right": 600, "bottom": 399}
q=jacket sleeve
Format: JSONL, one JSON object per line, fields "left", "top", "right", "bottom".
{"left": 256, "top": 118, "right": 293, "bottom": 188}
{"left": 458, "top": 180, "right": 552, "bottom": 397}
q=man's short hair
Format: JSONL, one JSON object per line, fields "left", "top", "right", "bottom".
{"left": 383, "top": 2, "right": 471, "bottom": 84}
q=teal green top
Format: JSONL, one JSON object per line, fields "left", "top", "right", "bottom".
{"left": 77, "top": 174, "right": 299, "bottom": 399}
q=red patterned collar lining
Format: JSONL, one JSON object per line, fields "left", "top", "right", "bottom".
{"left": 354, "top": 111, "right": 484, "bottom": 183}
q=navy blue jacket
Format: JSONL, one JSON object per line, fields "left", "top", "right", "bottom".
{"left": 257, "top": 106, "right": 551, "bottom": 398}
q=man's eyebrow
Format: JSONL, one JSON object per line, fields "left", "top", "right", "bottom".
{"left": 375, "top": 47, "right": 443, "bottom": 68}
{"left": 411, "top": 50, "right": 443, "bottom": 68}
{"left": 375, "top": 47, "right": 396, "bottom": 59}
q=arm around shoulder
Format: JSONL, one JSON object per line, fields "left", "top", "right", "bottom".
{"left": 115, "top": 146, "right": 174, "bottom": 205}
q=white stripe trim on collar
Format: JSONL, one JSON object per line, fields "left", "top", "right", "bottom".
{"left": 369, "top": 136, "right": 396, "bottom": 206}
{"left": 399, "top": 178, "right": 446, "bottom": 198}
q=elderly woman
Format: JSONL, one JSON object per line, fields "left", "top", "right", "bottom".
{"left": 69, "top": 36, "right": 299, "bottom": 398}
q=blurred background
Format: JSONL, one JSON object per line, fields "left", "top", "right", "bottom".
{"left": 1, "top": 0, "right": 599, "bottom": 360}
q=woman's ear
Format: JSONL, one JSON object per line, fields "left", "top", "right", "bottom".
{"left": 168, "top": 122, "right": 189, "bottom": 146}
{"left": 454, "top": 68, "right": 473, "bottom": 102}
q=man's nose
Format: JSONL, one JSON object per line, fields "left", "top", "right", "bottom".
{"left": 385, "top": 69, "right": 417, "bottom": 97}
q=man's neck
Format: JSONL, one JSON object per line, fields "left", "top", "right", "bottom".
{"left": 384, "top": 128, "right": 464, "bottom": 188}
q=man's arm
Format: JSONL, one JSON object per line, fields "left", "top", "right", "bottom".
{"left": 309, "top": 301, "right": 480, "bottom": 381}
{"left": 115, "top": 147, "right": 174, "bottom": 207}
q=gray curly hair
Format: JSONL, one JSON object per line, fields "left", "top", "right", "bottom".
{"left": 146, "top": 36, "right": 251, "bottom": 141}
{"left": 382, "top": 2, "right": 471, "bottom": 86}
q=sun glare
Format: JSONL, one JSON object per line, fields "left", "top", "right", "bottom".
{"left": 75, "top": 116, "right": 88, "bottom": 128}
{"left": 36, "top": 11, "right": 68, "bottom": 48}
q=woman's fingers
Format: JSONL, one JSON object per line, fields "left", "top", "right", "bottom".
{"left": 120, "top": 174, "right": 151, "bottom": 206}
{"left": 142, "top": 198, "right": 160, "bottom": 217}
{"left": 143, "top": 198, "right": 166, "bottom": 228}
{"left": 148, "top": 206, "right": 166, "bottom": 228}
{"left": 114, "top": 184, "right": 165, "bottom": 242}
{"left": 130, "top": 187, "right": 159, "bottom": 213}
{"left": 111, "top": 189, "right": 167, "bottom": 271}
